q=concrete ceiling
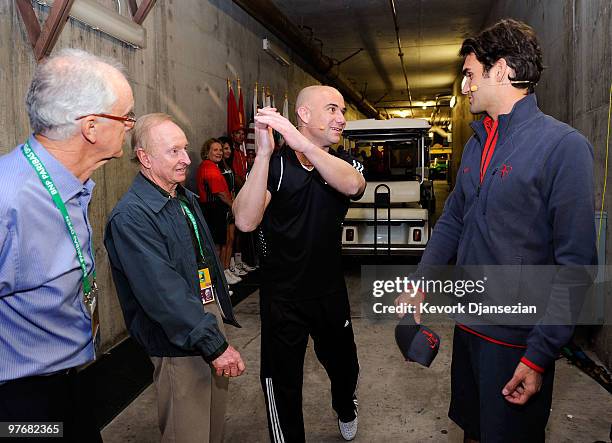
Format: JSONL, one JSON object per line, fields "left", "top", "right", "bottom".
{"left": 269, "top": 0, "right": 491, "bottom": 118}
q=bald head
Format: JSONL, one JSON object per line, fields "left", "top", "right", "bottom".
{"left": 295, "top": 85, "right": 342, "bottom": 115}
{"left": 294, "top": 85, "right": 346, "bottom": 148}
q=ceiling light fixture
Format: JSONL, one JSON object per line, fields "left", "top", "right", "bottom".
{"left": 42, "top": 0, "right": 147, "bottom": 48}
{"left": 396, "top": 110, "right": 410, "bottom": 118}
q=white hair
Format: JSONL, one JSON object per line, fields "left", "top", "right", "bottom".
{"left": 25, "top": 48, "right": 127, "bottom": 140}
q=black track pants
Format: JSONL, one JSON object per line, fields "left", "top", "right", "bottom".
{"left": 259, "top": 293, "right": 359, "bottom": 443}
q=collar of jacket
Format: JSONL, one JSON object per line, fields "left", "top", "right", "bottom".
{"left": 131, "top": 172, "right": 195, "bottom": 213}
{"left": 470, "top": 93, "right": 540, "bottom": 143}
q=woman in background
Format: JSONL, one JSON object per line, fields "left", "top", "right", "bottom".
{"left": 196, "top": 138, "right": 241, "bottom": 285}
{"left": 218, "top": 136, "right": 246, "bottom": 281}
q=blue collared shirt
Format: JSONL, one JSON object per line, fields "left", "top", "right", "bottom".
{"left": 0, "top": 135, "right": 95, "bottom": 382}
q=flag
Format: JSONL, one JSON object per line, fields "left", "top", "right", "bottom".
{"left": 237, "top": 78, "right": 247, "bottom": 155}
{"left": 262, "top": 85, "right": 267, "bottom": 109}
{"left": 237, "top": 78, "right": 245, "bottom": 129}
{"left": 271, "top": 88, "right": 285, "bottom": 148}
{"left": 253, "top": 82, "right": 258, "bottom": 117}
{"left": 266, "top": 86, "right": 272, "bottom": 108}
{"left": 246, "top": 82, "right": 258, "bottom": 152}
{"left": 227, "top": 79, "right": 241, "bottom": 136}
{"left": 226, "top": 79, "right": 231, "bottom": 135}
{"left": 282, "top": 92, "right": 289, "bottom": 120}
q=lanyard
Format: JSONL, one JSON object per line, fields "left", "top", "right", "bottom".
{"left": 178, "top": 200, "right": 206, "bottom": 262}
{"left": 21, "top": 141, "right": 95, "bottom": 294}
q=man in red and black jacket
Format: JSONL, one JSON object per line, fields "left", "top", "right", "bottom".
{"left": 396, "top": 19, "right": 596, "bottom": 442}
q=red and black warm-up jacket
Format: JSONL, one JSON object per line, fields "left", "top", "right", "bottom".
{"left": 417, "top": 93, "right": 597, "bottom": 373}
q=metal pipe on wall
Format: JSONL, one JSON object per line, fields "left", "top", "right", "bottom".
{"left": 231, "top": 0, "right": 382, "bottom": 119}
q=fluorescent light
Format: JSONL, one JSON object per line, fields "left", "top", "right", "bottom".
{"left": 44, "top": 0, "right": 146, "bottom": 48}
{"left": 263, "top": 38, "right": 291, "bottom": 67}
{"left": 396, "top": 110, "right": 410, "bottom": 118}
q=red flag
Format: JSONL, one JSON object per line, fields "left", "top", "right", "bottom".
{"left": 227, "top": 79, "right": 240, "bottom": 136}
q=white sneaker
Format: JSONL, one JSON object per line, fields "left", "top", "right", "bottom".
{"left": 223, "top": 269, "right": 234, "bottom": 284}
{"left": 235, "top": 253, "right": 257, "bottom": 272}
{"left": 230, "top": 266, "right": 247, "bottom": 277}
{"left": 240, "top": 262, "right": 257, "bottom": 272}
{"left": 235, "top": 262, "right": 251, "bottom": 273}
{"left": 230, "top": 257, "right": 247, "bottom": 276}
{"left": 224, "top": 269, "right": 241, "bottom": 284}
{"left": 338, "top": 415, "right": 358, "bottom": 441}
{"left": 230, "top": 270, "right": 243, "bottom": 283}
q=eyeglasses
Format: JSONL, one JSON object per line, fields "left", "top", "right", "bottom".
{"left": 75, "top": 111, "right": 136, "bottom": 127}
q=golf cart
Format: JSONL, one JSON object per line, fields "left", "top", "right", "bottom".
{"left": 340, "top": 118, "right": 434, "bottom": 256}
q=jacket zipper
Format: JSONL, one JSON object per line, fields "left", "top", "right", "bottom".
{"left": 481, "top": 167, "right": 498, "bottom": 215}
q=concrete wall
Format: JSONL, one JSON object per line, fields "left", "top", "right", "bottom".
{"left": 449, "top": 0, "right": 612, "bottom": 365}
{"left": 449, "top": 77, "right": 477, "bottom": 185}
{"left": 1, "top": 0, "right": 364, "bottom": 353}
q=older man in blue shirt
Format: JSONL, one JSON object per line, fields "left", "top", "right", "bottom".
{"left": 0, "top": 49, "right": 133, "bottom": 441}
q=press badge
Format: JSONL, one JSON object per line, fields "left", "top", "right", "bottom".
{"left": 83, "top": 278, "right": 100, "bottom": 356}
{"left": 198, "top": 267, "right": 215, "bottom": 305}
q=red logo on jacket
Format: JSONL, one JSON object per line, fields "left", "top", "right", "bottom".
{"left": 421, "top": 329, "right": 439, "bottom": 349}
{"left": 500, "top": 163, "right": 512, "bottom": 179}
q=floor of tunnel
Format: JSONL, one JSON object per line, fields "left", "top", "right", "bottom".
{"left": 101, "top": 267, "right": 612, "bottom": 442}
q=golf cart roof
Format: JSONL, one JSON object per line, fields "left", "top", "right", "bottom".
{"left": 343, "top": 118, "right": 430, "bottom": 141}
{"left": 344, "top": 118, "right": 430, "bottom": 132}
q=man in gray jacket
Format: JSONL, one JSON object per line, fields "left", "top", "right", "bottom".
{"left": 104, "top": 113, "right": 244, "bottom": 443}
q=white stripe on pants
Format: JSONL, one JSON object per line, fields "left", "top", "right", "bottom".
{"left": 265, "top": 377, "right": 285, "bottom": 443}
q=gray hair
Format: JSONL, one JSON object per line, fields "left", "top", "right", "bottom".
{"left": 130, "top": 113, "right": 175, "bottom": 163}
{"left": 25, "top": 48, "right": 127, "bottom": 140}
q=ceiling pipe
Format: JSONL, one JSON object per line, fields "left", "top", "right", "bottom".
{"left": 231, "top": 0, "right": 382, "bottom": 119}
{"left": 388, "top": 0, "right": 414, "bottom": 116}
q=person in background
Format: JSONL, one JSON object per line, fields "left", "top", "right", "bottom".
{"left": 0, "top": 48, "right": 134, "bottom": 442}
{"left": 230, "top": 127, "right": 248, "bottom": 189}
{"left": 217, "top": 136, "right": 247, "bottom": 280}
{"left": 197, "top": 138, "right": 241, "bottom": 285}
{"left": 228, "top": 127, "right": 258, "bottom": 273}
{"left": 246, "top": 149, "right": 256, "bottom": 172}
